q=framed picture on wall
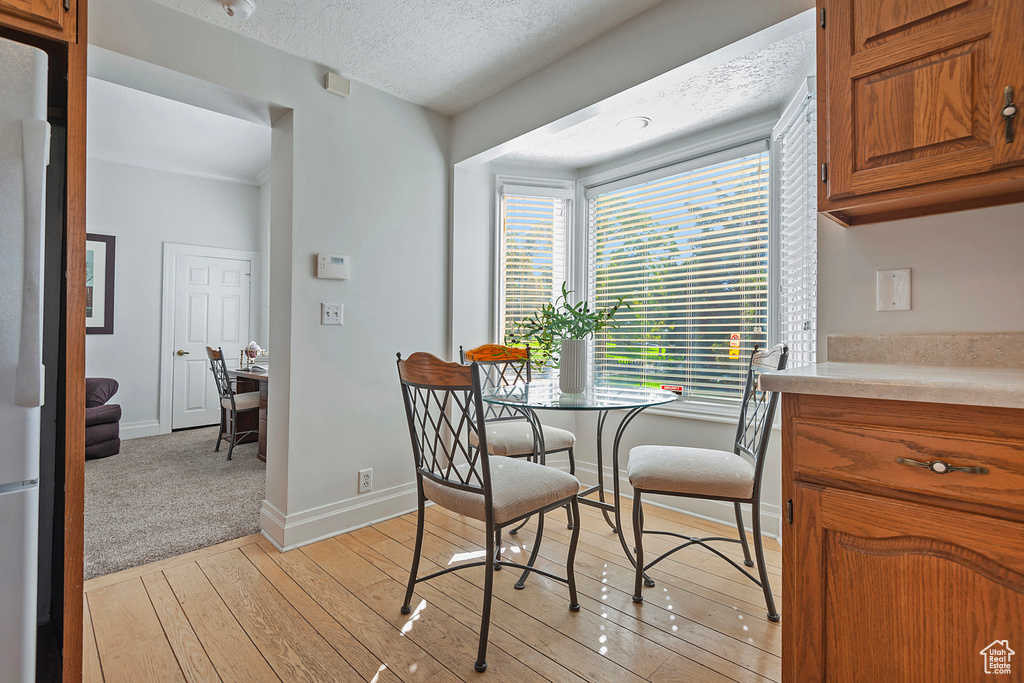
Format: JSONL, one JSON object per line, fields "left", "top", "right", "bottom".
{"left": 85, "top": 233, "right": 116, "bottom": 334}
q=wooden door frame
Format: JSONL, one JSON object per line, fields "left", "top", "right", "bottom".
{"left": 159, "top": 242, "right": 261, "bottom": 434}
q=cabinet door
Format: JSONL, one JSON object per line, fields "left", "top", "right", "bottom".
{"left": 822, "top": 0, "right": 1024, "bottom": 200}
{"left": 0, "top": 0, "right": 71, "bottom": 37}
{"left": 785, "top": 484, "right": 1024, "bottom": 682}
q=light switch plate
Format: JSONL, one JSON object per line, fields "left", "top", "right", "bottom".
{"left": 877, "top": 269, "right": 911, "bottom": 311}
{"left": 321, "top": 303, "right": 343, "bottom": 325}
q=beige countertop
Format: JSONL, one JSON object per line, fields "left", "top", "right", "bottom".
{"left": 760, "top": 362, "right": 1024, "bottom": 410}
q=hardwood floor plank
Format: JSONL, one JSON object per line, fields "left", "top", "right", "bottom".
{"left": 84, "top": 534, "right": 264, "bottom": 593}
{"left": 422, "top": 508, "right": 781, "bottom": 682}
{"left": 252, "top": 538, "right": 447, "bottom": 683}
{"left": 197, "top": 548, "right": 362, "bottom": 682}
{"left": 337, "top": 532, "right": 620, "bottom": 683}
{"left": 142, "top": 573, "right": 221, "bottom": 683}
{"left": 82, "top": 595, "right": 104, "bottom": 683}
{"left": 239, "top": 542, "right": 403, "bottom": 683}
{"left": 87, "top": 578, "right": 184, "bottom": 682}
{"left": 163, "top": 561, "right": 280, "bottom": 683}
{"left": 84, "top": 502, "right": 783, "bottom": 683}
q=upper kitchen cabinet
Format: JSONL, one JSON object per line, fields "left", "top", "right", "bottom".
{"left": 818, "top": 0, "right": 1024, "bottom": 225}
{"left": 0, "top": 0, "right": 76, "bottom": 42}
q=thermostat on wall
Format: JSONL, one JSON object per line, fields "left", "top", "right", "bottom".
{"left": 317, "top": 253, "right": 350, "bottom": 280}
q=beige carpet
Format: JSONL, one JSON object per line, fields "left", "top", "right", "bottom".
{"left": 84, "top": 426, "right": 265, "bottom": 580}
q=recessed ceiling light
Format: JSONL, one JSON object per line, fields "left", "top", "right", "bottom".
{"left": 616, "top": 116, "right": 651, "bottom": 132}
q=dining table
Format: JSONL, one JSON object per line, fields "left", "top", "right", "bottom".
{"left": 481, "top": 380, "right": 676, "bottom": 570}
{"left": 228, "top": 366, "right": 269, "bottom": 462}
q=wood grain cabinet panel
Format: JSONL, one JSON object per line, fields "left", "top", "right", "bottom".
{"left": 782, "top": 394, "right": 1024, "bottom": 681}
{"left": 0, "top": 0, "right": 74, "bottom": 39}
{"left": 818, "top": 0, "right": 1024, "bottom": 225}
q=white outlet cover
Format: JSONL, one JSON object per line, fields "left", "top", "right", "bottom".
{"left": 877, "top": 268, "right": 911, "bottom": 312}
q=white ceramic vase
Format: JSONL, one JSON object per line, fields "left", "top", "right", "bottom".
{"left": 558, "top": 339, "right": 587, "bottom": 394}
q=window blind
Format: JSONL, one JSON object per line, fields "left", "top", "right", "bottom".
{"left": 778, "top": 94, "right": 817, "bottom": 367}
{"left": 499, "top": 193, "right": 568, "bottom": 344}
{"left": 587, "top": 146, "right": 770, "bottom": 401}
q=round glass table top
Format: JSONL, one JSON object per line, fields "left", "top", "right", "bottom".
{"left": 481, "top": 380, "right": 677, "bottom": 411}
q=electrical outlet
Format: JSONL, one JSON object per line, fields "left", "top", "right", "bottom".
{"left": 321, "top": 303, "right": 343, "bottom": 325}
{"left": 358, "top": 468, "right": 372, "bottom": 493}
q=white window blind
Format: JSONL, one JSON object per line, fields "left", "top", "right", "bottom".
{"left": 588, "top": 145, "right": 770, "bottom": 401}
{"left": 499, "top": 192, "right": 568, "bottom": 344}
{"left": 778, "top": 93, "right": 818, "bottom": 367}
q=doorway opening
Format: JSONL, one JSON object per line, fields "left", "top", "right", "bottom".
{"left": 82, "top": 49, "right": 287, "bottom": 580}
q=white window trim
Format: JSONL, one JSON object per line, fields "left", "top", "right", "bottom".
{"left": 493, "top": 174, "right": 575, "bottom": 343}
{"left": 575, "top": 118, "right": 777, "bottom": 422}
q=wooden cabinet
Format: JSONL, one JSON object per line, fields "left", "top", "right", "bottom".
{"left": 818, "top": 0, "right": 1024, "bottom": 225}
{"left": 782, "top": 393, "right": 1024, "bottom": 681}
{"left": 0, "top": 0, "right": 75, "bottom": 41}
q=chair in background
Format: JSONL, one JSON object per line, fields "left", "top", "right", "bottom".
{"left": 396, "top": 351, "right": 582, "bottom": 672}
{"left": 206, "top": 346, "right": 259, "bottom": 461}
{"left": 85, "top": 378, "right": 121, "bottom": 460}
{"left": 627, "top": 344, "right": 789, "bottom": 621}
{"left": 460, "top": 343, "right": 577, "bottom": 533}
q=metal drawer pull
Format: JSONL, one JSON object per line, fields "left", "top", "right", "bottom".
{"left": 896, "top": 457, "right": 989, "bottom": 475}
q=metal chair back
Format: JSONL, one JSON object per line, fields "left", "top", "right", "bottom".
{"left": 733, "top": 344, "right": 789, "bottom": 489}
{"left": 397, "top": 352, "right": 493, "bottom": 500}
{"left": 206, "top": 346, "right": 235, "bottom": 409}
{"left": 459, "top": 344, "right": 530, "bottom": 423}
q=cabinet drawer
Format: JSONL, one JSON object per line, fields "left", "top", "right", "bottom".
{"left": 793, "top": 419, "right": 1024, "bottom": 510}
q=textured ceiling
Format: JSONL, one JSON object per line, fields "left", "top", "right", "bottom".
{"left": 88, "top": 78, "right": 272, "bottom": 183}
{"left": 495, "top": 30, "right": 816, "bottom": 170}
{"left": 147, "top": 0, "right": 664, "bottom": 115}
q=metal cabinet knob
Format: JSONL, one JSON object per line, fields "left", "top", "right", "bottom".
{"left": 896, "top": 457, "right": 988, "bottom": 475}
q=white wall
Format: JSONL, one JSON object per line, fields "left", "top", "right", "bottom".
{"left": 256, "top": 178, "right": 271, "bottom": 345}
{"left": 91, "top": 0, "right": 450, "bottom": 549}
{"left": 84, "top": 158, "right": 260, "bottom": 438}
{"left": 817, "top": 204, "right": 1024, "bottom": 358}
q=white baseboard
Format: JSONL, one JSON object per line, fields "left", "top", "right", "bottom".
{"left": 573, "top": 460, "right": 783, "bottom": 540}
{"left": 120, "top": 420, "right": 162, "bottom": 440}
{"left": 260, "top": 480, "right": 420, "bottom": 551}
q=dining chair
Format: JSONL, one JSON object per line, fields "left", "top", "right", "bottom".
{"left": 627, "top": 344, "right": 789, "bottom": 621}
{"left": 460, "top": 343, "right": 578, "bottom": 536}
{"left": 205, "top": 346, "right": 259, "bottom": 461}
{"left": 397, "top": 351, "right": 582, "bottom": 672}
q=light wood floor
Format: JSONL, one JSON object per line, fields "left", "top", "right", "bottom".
{"left": 82, "top": 497, "right": 782, "bottom": 682}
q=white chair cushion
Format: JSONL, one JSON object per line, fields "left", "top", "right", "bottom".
{"left": 222, "top": 391, "right": 260, "bottom": 411}
{"left": 469, "top": 421, "right": 576, "bottom": 456}
{"left": 627, "top": 445, "right": 755, "bottom": 499}
{"left": 422, "top": 457, "right": 579, "bottom": 525}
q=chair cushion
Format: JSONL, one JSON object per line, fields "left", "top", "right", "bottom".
{"left": 85, "top": 420, "right": 119, "bottom": 445}
{"left": 85, "top": 378, "right": 119, "bottom": 408}
{"left": 422, "top": 457, "right": 579, "bottom": 525}
{"left": 469, "top": 422, "right": 575, "bottom": 456}
{"left": 85, "top": 437, "right": 120, "bottom": 460}
{"left": 85, "top": 402, "right": 121, "bottom": 427}
{"left": 223, "top": 392, "right": 260, "bottom": 411}
{"left": 627, "top": 446, "right": 755, "bottom": 499}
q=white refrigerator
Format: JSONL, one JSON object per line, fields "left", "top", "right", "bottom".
{"left": 0, "top": 36, "right": 50, "bottom": 683}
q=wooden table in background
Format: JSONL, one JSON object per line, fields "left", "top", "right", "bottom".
{"left": 229, "top": 368, "right": 269, "bottom": 462}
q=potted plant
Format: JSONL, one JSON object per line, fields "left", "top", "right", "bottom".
{"left": 507, "top": 283, "right": 627, "bottom": 394}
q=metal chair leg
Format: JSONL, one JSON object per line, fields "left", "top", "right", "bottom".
{"left": 752, "top": 502, "right": 780, "bottom": 622}
{"left": 735, "top": 502, "right": 754, "bottom": 567}
{"left": 564, "top": 503, "right": 573, "bottom": 530}
{"left": 215, "top": 409, "right": 224, "bottom": 451}
{"left": 567, "top": 447, "right": 576, "bottom": 475}
{"left": 567, "top": 498, "right": 581, "bottom": 612}
{"left": 493, "top": 528, "right": 502, "bottom": 571}
{"left": 475, "top": 525, "right": 496, "bottom": 672}
{"left": 509, "top": 514, "right": 530, "bottom": 536}
{"left": 632, "top": 490, "right": 645, "bottom": 603}
{"left": 401, "top": 495, "right": 426, "bottom": 615}
{"left": 225, "top": 409, "right": 236, "bottom": 461}
{"left": 515, "top": 510, "right": 544, "bottom": 590}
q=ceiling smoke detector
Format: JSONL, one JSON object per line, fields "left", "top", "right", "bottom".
{"left": 219, "top": 0, "right": 255, "bottom": 19}
{"left": 616, "top": 116, "right": 651, "bottom": 132}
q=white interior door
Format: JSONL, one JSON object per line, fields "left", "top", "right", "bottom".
{"left": 171, "top": 253, "right": 251, "bottom": 429}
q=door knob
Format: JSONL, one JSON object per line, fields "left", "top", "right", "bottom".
{"left": 176, "top": 349, "right": 190, "bottom": 356}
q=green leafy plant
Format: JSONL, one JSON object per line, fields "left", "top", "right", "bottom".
{"left": 507, "top": 283, "right": 628, "bottom": 371}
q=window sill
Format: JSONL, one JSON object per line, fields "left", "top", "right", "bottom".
{"left": 642, "top": 399, "right": 781, "bottom": 430}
